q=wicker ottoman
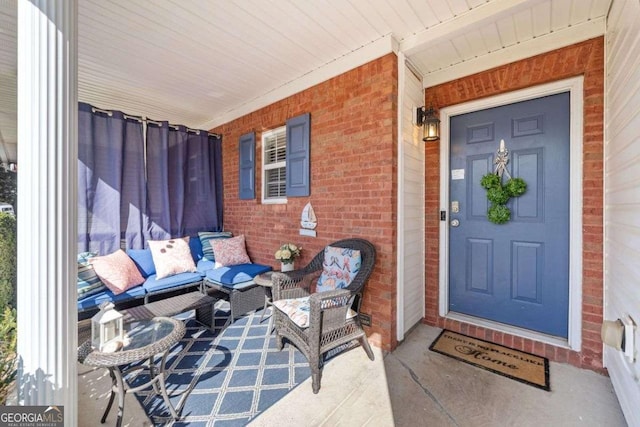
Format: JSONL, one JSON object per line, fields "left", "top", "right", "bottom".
{"left": 121, "top": 291, "right": 216, "bottom": 329}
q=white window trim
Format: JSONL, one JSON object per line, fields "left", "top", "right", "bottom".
{"left": 261, "top": 126, "right": 287, "bottom": 204}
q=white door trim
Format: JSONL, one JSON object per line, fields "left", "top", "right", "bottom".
{"left": 396, "top": 51, "right": 407, "bottom": 341}
{"left": 438, "top": 76, "right": 584, "bottom": 350}
{"left": 397, "top": 55, "right": 427, "bottom": 342}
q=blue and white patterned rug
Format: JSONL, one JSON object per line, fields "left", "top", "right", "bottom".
{"left": 128, "top": 300, "right": 311, "bottom": 426}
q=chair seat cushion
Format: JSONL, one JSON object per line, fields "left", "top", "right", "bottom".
{"left": 77, "top": 285, "right": 146, "bottom": 311}
{"left": 273, "top": 296, "right": 356, "bottom": 329}
{"left": 205, "top": 263, "right": 271, "bottom": 287}
{"left": 142, "top": 271, "right": 203, "bottom": 293}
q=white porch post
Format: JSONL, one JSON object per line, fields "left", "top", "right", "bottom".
{"left": 16, "top": 1, "right": 78, "bottom": 425}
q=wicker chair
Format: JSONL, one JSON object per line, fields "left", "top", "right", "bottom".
{"left": 271, "top": 238, "right": 376, "bottom": 393}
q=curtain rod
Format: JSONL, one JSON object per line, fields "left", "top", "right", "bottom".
{"left": 91, "top": 107, "right": 221, "bottom": 138}
{"left": 144, "top": 117, "right": 221, "bottom": 138}
{"left": 91, "top": 106, "right": 113, "bottom": 117}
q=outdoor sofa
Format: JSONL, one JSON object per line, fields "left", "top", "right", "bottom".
{"left": 77, "top": 234, "right": 271, "bottom": 318}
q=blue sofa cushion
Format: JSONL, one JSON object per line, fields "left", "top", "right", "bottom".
{"left": 127, "top": 248, "right": 156, "bottom": 278}
{"left": 196, "top": 259, "right": 215, "bottom": 275}
{"left": 189, "top": 235, "right": 204, "bottom": 262}
{"left": 205, "top": 263, "right": 271, "bottom": 288}
{"left": 142, "top": 271, "right": 203, "bottom": 293}
{"left": 77, "top": 285, "right": 146, "bottom": 311}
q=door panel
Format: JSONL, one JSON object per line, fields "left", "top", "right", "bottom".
{"left": 511, "top": 241, "right": 543, "bottom": 303}
{"left": 512, "top": 149, "right": 543, "bottom": 220}
{"left": 467, "top": 155, "right": 492, "bottom": 219}
{"left": 467, "top": 238, "right": 492, "bottom": 294}
{"left": 449, "top": 93, "right": 570, "bottom": 338}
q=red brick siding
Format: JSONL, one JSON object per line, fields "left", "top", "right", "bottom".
{"left": 424, "top": 37, "right": 605, "bottom": 372}
{"left": 211, "top": 54, "right": 399, "bottom": 350}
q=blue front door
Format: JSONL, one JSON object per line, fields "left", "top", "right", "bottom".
{"left": 448, "top": 93, "right": 570, "bottom": 338}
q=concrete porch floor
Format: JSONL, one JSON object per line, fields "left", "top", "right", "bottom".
{"left": 78, "top": 323, "right": 627, "bottom": 426}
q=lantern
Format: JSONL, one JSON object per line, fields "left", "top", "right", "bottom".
{"left": 416, "top": 105, "right": 440, "bottom": 142}
{"left": 91, "top": 301, "right": 124, "bottom": 351}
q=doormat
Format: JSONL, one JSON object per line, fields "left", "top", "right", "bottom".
{"left": 429, "top": 330, "right": 550, "bottom": 391}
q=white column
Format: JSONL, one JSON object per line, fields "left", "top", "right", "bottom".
{"left": 16, "top": 1, "right": 78, "bottom": 425}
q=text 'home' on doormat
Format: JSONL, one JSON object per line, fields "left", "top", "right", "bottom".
{"left": 429, "top": 330, "right": 550, "bottom": 391}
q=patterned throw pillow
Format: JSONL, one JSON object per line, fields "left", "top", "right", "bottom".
{"left": 198, "top": 231, "right": 233, "bottom": 261}
{"left": 316, "top": 246, "right": 361, "bottom": 293}
{"left": 89, "top": 249, "right": 144, "bottom": 295}
{"left": 273, "top": 296, "right": 357, "bottom": 329}
{"left": 148, "top": 237, "right": 198, "bottom": 279}
{"left": 210, "top": 235, "right": 252, "bottom": 268}
{"left": 77, "top": 251, "right": 106, "bottom": 300}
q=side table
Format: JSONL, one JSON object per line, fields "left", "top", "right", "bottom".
{"left": 254, "top": 271, "right": 276, "bottom": 323}
{"left": 78, "top": 317, "right": 186, "bottom": 427}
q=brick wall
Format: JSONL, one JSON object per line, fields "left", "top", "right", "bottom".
{"left": 424, "top": 38, "right": 605, "bottom": 371}
{"left": 211, "top": 54, "right": 399, "bottom": 350}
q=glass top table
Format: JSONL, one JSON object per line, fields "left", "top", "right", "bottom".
{"left": 78, "top": 317, "right": 185, "bottom": 427}
{"left": 121, "top": 318, "right": 177, "bottom": 351}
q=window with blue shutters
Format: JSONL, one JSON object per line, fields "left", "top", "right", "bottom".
{"left": 258, "top": 112, "right": 310, "bottom": 203}
{"left": 238, "top": 132, "right": 255, "bottom": 200}
{"left": 262, "top": 126, "right": 287, "bottom": 203}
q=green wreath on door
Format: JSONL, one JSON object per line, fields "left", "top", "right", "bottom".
{"left": 480, "top": 174, "right": 527, "bottom": 224}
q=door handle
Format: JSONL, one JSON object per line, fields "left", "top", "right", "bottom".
{"left": 450, "top": 219, "right": 460, "bottom": 227}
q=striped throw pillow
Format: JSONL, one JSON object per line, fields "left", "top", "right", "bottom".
{"left": 198, "top": 231, "right": 233, "bottom": 261}
{"left": 77, "top": 251, "right": 106, "bottom": 300}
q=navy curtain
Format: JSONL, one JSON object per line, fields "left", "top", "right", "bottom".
{"left": 146, "top": 123, "right": 223, "bottom": 239}
{"left": 78, "top": 102, "right": 146, "bottom": 254}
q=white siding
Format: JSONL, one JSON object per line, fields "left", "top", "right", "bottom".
{"left": 605, "top": 1, "right": 640, "bottom": 425}
{"left": 398, "top": 61, "right": 425, "bottom": 338}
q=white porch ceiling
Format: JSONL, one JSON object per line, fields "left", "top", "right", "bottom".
{"left": 0, "top": 0, "right": 611, "bottom": 165}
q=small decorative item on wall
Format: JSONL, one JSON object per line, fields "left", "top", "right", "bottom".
{"left": 275, "top": 243, "right": 302, "bottom": 272}
{"left": 299, "top": 202, "right": 317, "bottom": 237}
{"left": 480, "top": 139, "right": 527, "bottom": 224}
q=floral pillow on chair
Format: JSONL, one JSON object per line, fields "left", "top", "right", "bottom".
{"left": 316, "top": 246, "right": 361, "bottom": 292}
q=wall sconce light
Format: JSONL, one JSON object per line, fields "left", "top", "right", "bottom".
{"left": 417, "top": 105, "right": 440, "bottom": 142}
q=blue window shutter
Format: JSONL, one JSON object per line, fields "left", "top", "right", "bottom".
{"left": 286, "top": 113, "right": 310, "bottom": 197}
{"left": 238, "top": 132, "right": 255, "bottom": 200}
